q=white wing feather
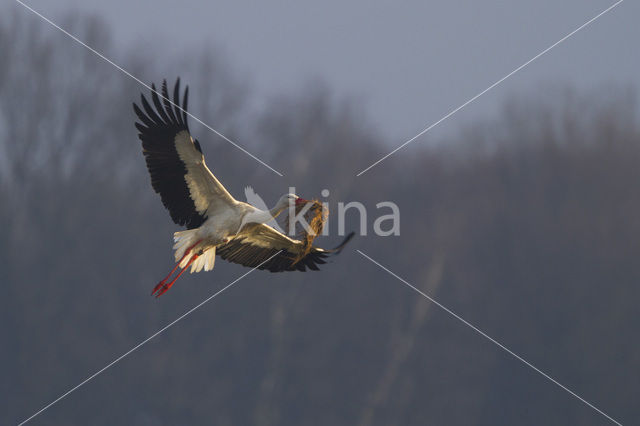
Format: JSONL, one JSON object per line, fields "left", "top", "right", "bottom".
{"left": 174, "top": 130, "right": 237, "bottom": 216}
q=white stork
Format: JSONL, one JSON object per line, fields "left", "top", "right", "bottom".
{"left": 133, "top": 79, "right": 353, "bottom": 297}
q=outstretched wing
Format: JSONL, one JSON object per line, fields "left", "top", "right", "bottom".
{"left": 217, "top": 224, "right": 354, "bottom": 272}
{"left": 133, "top": 78, "right": 236, "bottom": 229}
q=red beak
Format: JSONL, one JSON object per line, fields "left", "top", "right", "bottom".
{"left": 295, "top": 198, "right": 308, "bottom": 206}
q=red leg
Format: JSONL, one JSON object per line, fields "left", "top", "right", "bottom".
{"left": 152, "top": 239, "right": 202, "bottom": 296}
{"left": 154, "top": 254, "right": 199, "bottom": 297}
{"left": 152, "top": 263, "right": 181, "bottom": 295}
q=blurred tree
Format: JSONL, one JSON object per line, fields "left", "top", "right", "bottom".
{"left": 1, "top": 8, "right": 639, "bottom": 426}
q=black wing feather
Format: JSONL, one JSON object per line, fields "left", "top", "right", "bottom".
{"left": 173, "top": 79, "right": 186, "bottom": 127}
{"left": 181, "top": 86, "right": 189, "bottom": 124}
{"left": 161, "top": 81, "right": 178, "bottom": 124}
{"left": 151, "top": 83, "right": 171, "bottom": 123}
{"left": 133, "top": 78, "right": 206, "bottom": 229}
{"left": 133, "top": 104, "right": 155, "bottom": 128}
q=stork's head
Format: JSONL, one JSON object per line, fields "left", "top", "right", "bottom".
{"left": 280, "top": 193, "right": 308, "bottom": 208}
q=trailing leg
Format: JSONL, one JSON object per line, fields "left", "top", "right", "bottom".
{"left": 153, "top": 253, "right": 199, "bottom": 297}
{"left": 152, "top": 239, "right": 202, "bottom": 296}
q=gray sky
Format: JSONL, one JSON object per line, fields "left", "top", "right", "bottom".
{"left": 14, "top": 0, "right": 639, "bottom": 143}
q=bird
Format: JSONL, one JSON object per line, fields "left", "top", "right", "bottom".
{"left": 133, "top": 78, "right": 354, "bottom": 297}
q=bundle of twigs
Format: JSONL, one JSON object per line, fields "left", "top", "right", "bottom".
{"left": 285, "top": 199, "right": 328, "bottom": 264}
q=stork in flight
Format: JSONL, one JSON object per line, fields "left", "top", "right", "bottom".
{"left": 133, "top": 79, "right": 353, "bottom": 297}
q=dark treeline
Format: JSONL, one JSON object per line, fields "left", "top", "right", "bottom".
{"left": 1, "top": 10, "right": 638, "bottom": 426}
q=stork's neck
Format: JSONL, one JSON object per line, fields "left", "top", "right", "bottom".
{"left": 268, "top": 203, "right": 288, "bottom": 220}
{"left": 247, "top": 203, "right": 287, "bottom": 225}
{"left": 238, "top": 200, "right": 289, "bottom": 235}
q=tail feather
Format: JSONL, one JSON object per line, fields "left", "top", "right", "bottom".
{"left": 190, "top": 247, "right": 216, "bottom": 273}
{"left": 173, "top": 229, "right": 199, "bottom": 266}
{"left": 173, "top": 229, "right": 216, "bottom": 273}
